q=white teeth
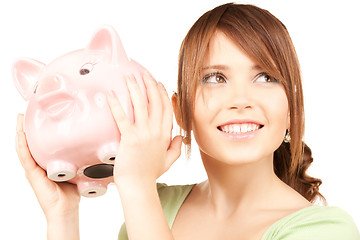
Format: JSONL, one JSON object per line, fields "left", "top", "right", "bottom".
{"left": 220, "top": 123, "right": 260, "bottom": 134}
{"left": 241, "top": 124, "right": 247, "bottom": 133}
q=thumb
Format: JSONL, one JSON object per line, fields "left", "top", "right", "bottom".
{"left": 164, "top": 135, "right": 183, "bottom": 170}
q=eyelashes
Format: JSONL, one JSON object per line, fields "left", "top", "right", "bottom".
{"left": 253, "top": 72, "right": 279, "bottom": 83}
{"left": 202, "top": 72, "right": 227, "bottom": 84}
{"left": 79, "top": 58, "right": 99, "bottom": 76}
{"left": 201, "top": 72, "right": 279, "bottom": 85}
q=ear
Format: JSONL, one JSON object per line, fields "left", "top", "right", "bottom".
{"left": 12, "top": 58, "right": 45, "bottom": 101}
{"left": 287, "top": 111, "right": 291, "bottom": 129}
{"left": 171, "top": 93, "right": 187, "bottom": 130}
{"left": 87, "top": 25, "right": 129, "bottom": 65}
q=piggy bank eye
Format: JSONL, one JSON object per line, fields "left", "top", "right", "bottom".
{"left": 33, "top": 82, "right": 39, "bottom": 94}
{"left": 80, "top": 63, "right": 93, "bottom": 75}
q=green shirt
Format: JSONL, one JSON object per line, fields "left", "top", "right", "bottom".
{"left": 118, "top": 183, "right": 360, "bottom": 239}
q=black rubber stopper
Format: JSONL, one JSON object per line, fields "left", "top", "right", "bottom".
{"left": 83, "top": 164, "right": 114, "bottom": 179}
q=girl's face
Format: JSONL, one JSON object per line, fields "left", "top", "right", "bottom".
{"left": 192, "top": 31, "right": 290, "bottom": 165}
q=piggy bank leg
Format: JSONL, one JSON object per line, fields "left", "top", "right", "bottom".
{"left": 77, "top": 180, "right": 108, "bottom": 198}
{"left": 47, "top": 161, "right": 77, "bottom": 182}
{"left": 97, "top": 142, "right": 118, "bottom": 164}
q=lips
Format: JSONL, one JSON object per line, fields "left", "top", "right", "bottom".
{"left": 217, "top": 120, "right": 264, "bottom": 134}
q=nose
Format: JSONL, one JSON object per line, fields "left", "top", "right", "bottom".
{"left": 227, "top": 81, "right": 253, "bottom": 111}
{"left": 36, "top": 74, "right": 66, "bottom": 96}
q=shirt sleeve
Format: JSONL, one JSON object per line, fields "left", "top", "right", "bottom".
{"left": 271, "top": 207, "right": 360, "bottom": 240}
{"left": 118, "top": 223, "right": 128, "bottom": 240}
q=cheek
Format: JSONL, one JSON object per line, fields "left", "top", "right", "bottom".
{"left": 192, "top": 89, "right": 224, "bottom": 146}
{"left": 263, "top": 89, "right": 289, "bottom": 130}
{"left": 192, "top": 91, "right": 206, "bottom": 131}
{"left": 193, "top": 88, "right": 222, "bottom": 119}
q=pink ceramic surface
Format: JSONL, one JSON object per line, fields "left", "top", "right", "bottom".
{"left": 13, "top": 26, "right": 147, "bottom": 197}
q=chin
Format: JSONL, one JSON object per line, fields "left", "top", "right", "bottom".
{"left": 200, "top": 148, "right": 273, "bottom": 167}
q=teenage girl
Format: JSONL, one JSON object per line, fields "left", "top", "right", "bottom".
{"left": 16, "top": 3, "right": 359, "bottom": 240}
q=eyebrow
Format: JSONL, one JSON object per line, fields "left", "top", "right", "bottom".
{"left": 201, "top": 65, "right": 228, "bottom": 71}
{"left": 252, "top": 65, "right": 262, "bottom": 71}
{"left": 201, "top": 64, "right": 262, "bottom": 71}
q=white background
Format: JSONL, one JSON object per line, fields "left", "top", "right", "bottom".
{"left": 1, "top": 0, "right": 359, "bottom": 239}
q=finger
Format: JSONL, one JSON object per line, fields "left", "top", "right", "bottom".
{"left": 164, "top": 135, "right": 183, "bottom": 170}
{"left": 143, "top": 71, "right": 162, "bottom": 124}
{"left": 107, "top": 91, "right": 132, "bottom": 134}
{"left": 157, "top": 82, "right": 173, "bottom": 131}
{"left": 16, "top": 114, "right": 37, "bottom": 171}
{"left": 126, "top": 74, "right": 148, "bottom": 126}
{"left": 15, "top": 115, "right": 71, "bottom": 198}
{"left": 16, "top": 126, "right": 48, "bottom": 184}
{"left": 16, "top": 113, "right": 24, "bottom": 132}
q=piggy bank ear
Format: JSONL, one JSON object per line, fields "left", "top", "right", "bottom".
{"left": 12, "top": 58, "right": 45, "bottom": 101}
{"left": 87, "top": 25, "right": 129, "bottom": 65}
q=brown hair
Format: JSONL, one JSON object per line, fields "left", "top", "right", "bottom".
{"left": 176, "top": 3, "right": 325, "bottom": 203}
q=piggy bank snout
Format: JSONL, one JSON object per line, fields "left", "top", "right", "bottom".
{"left": 35, "top": 74, "right": 77, "bottom": 115}
{"left": 36, "top": 74, "right": 67, "bottom": 96}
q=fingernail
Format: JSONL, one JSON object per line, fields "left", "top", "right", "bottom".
{"left": 143, "top": 71, "right": 150, "bottom": 80}
{"left": 17, "top": 113, "right": 23, "bottom": 122}
{"left": 144, "top": 71, "right": 157, "bottom": 83}
{"left": 106, "top": 90, "right": 117, "bottom": 103}
{"left": 106, "top": 90, "right": 114, "bottom": 98}
{"left": 16, "top": 114, "right": 24, "bottom": 132}
{"left": 144, "top": 71, "right": 150, "bottom": 77}
{"left": 158, "top": 82, "right": 166, "bottom": 91}
{"left": 126, "top": 74, "right": 136, "bottom": 84}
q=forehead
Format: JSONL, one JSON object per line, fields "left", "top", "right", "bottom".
{"left": 203, "top": 31, "right": 258, "bottom": 70}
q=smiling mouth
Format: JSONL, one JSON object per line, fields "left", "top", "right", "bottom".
{"left": 217, "top": 123, "right": 264, "bottom": 134}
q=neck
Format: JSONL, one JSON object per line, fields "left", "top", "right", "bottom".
{"left": 200, "top": 151, "right": 284, "bottom": 218}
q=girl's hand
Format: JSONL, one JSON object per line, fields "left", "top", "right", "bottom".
{"left": 108, "top": 72, "right": 183, "bottom": 187}
{"left": 16, "top": 114, "right": 80, "bottom": 239}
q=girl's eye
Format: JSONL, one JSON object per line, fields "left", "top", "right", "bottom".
{"left": 80, "top": 63, "right": 94, "bottom": 75}
{"left": 253, "top": 72, "right": 278, "bottom": 83}
{"left": 202, "top": 72, "right": 227, "bottom": 84}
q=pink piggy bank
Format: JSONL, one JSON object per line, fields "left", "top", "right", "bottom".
{"left": 13, "top": 26, "right": 148, "bottom": 197}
